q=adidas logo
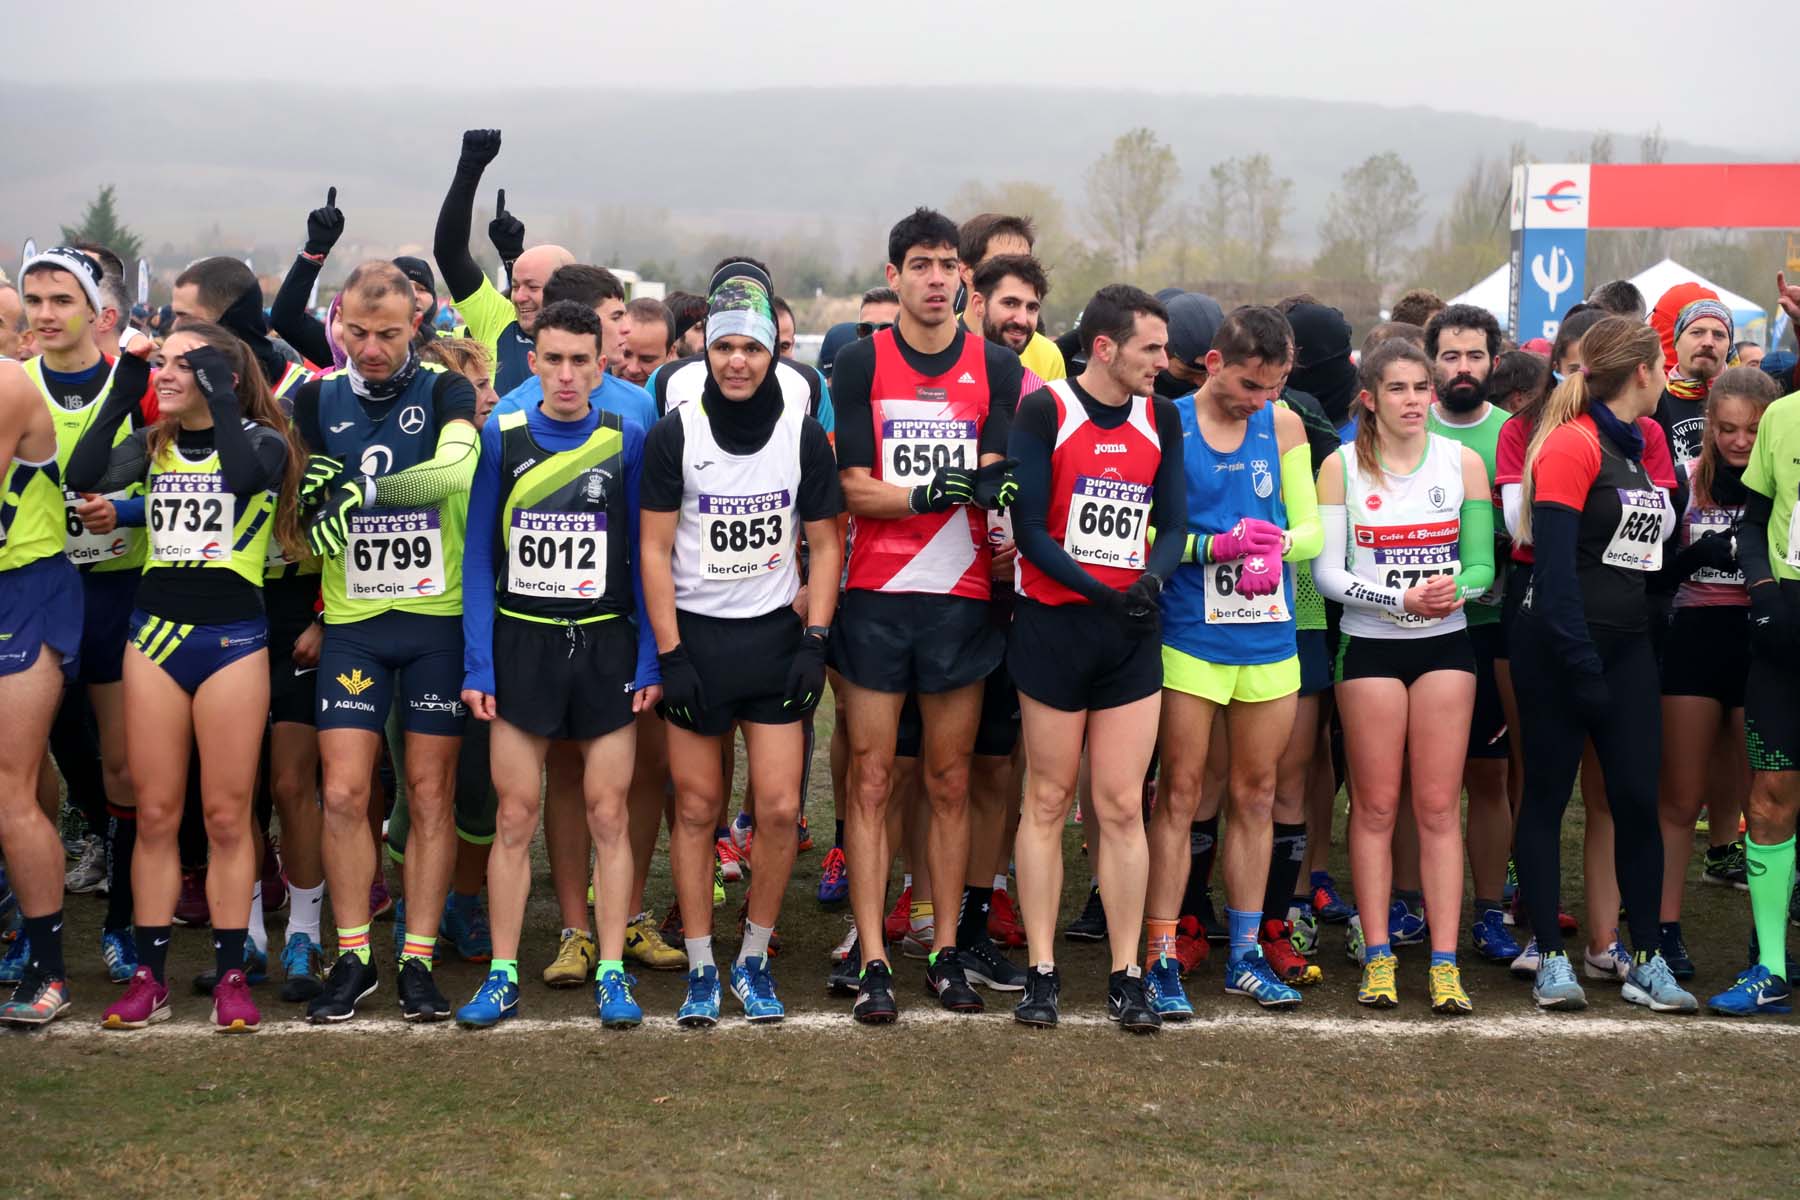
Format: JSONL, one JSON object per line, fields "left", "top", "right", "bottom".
{"left": 957, "top": 372, "right": 976, "bottom": 385}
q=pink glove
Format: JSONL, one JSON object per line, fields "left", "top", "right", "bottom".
{"left": 1235, "top": 551, "right": 1282, "bottom": 597}
{"left": 1208, "top": 517, "right": 1286, "bottom": 562}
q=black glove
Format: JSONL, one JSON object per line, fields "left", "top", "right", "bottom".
{"left": 1749, "top": 582, "right": 1800, "bottom": 667}
{"left": 973, "top": 457, "right": 1021, "bottom": 511}
{"left": 183, "top": 344, "right": 238, "bottom": 408}
{"left": 1680, "top": 529, "right": 1737, "bottom": 576}
{"left": 458, "top": 128, "right": 503, "bottom": 173}
{"left": 304, "top": 186, "right": 345, "bottom": 257}
{"left": 908, "top": 465, "right": 977, "bottom": 514}
{"left": 784, "top": 629, "right": 829, "bottom": 711}
{"left": 489, "top": 188, "right": 525, "bottom": 267}
{"left": 1121, "top": 574, "right": 1163, "bottom": 637}
{"left": 1567, "top": 668, "right": 1612, "bottom": 731}
{"left": 656, "top": 645, "right": 708, "bottom": 726}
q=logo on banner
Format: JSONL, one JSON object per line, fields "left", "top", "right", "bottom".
{"left": 1532, "top": 246, "right": 1576, "bottom": 314}
{"left": 1531, "top": 179, "right": 1584, "bottom": 214}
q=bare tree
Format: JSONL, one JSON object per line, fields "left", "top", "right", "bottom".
{"left": 1084, "top": 127, "right": 1180, "bottom": 276}
{"left": 1316, "top": 151, "right": 1423, "bottom": 283}
{"left": 1197, "top": 154, "right": 1293, "bottom": 284}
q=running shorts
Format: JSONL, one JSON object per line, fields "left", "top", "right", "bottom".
{"left": 830, "top": 589, "right": 1003, "bottom": 695}
{"left": 317, "top": 611, "right": 465, "bottom": 735}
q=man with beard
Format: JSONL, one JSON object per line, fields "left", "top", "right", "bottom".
{"left": 1423, "top": 303, "right": 1520, "bottom": 966}
{"left": 1654, "top": 296, "right": 1733, "bottom": 469}
{"left": 957, "top": 214, "right": 1065, "bottom": 383}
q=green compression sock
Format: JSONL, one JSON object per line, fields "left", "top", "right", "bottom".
{"left": 1747, "top": 835, "right": 1796, "bottom": 977}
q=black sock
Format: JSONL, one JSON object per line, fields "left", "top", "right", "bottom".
{"left": 22, "top": 911, "right": 66, "bottom": 979}
{"left": 1262, "top": 823, "right": 1308, "bottom": 924}
{"left": 1396, "top": 887, "right": 1424, "bottom": 915}
{"left": 1179, "top": 817, "right": 1219, "bottom": 921}
{"left": 213, "top": 928, "right": 247, "bottom": 977}
{"left": 1475, "top": 897, "right": 1503, "bottom": 917}
{"left": 958, "top": 886, "right": 993, "bottom": 946}
{"left": 834, "top": 818, "right": 845, "bottom": 848}
{"left": 137, "top": 924, "right": 172, "bottom": 983}
{"left": 104, "top": 808, "right": 136, "bottom": 932}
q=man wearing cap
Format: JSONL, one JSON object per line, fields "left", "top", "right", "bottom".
{"left": 1654, "top": 295, "right": 1734, "bottom": 468}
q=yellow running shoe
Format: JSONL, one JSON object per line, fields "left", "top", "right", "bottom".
{"left": 624, "top": 915, "right": 688, "bottom": 971}
{"left": 541, "top": 928, "right": 597, "bottom": 988}
{"left": 1357, "top": 952, "right": 1399, "bottom": 1008}
{"left": 1428, "top": 961, "right": 1473, "bottom": 1015}
{"left": 713, "top": 860, "right": 726, "bottom": 906}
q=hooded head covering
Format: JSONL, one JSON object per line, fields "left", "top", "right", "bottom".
{"left": 1650, "top": 282, "right": 1717, "bottom": 375}
{"left": 392, "top": 256, "right": 440, "bottom": 329}
{"left": 704, "top": 261, "right": 777, "bottom": 353}
{"left": 1283, "top": 302, "right": 1358, "bottom": 426}
{"left": 1674, "top": 297, "right": 1733, "bottom": 346}
{"left": 217, "top": 277, "right": 291, "bottom": 387}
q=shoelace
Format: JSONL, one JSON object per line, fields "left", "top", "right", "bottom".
{"left": 1363, "top": 957, "right": 1396, "bottom": 992}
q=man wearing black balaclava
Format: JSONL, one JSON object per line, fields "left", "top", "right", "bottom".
{"left": 171, "top": 256, "right": 312, "bottom": 399}
{"left": 1282, "top": 301, "right": 1359, "bottom": 439}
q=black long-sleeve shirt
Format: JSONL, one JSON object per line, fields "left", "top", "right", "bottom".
{"left": 432, "top": 161, "right": 489, "bottom": 303}
{"left": 271, "top": 253, "right": 332, "bottom": 368}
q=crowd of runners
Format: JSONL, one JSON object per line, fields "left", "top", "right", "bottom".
{"left": 4, "top": 129, "right": 1800, "bottom": 1034}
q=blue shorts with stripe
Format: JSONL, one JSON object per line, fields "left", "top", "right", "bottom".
{"left": 0, "top": 555, "right": 83, "bottom": 681}
{"left": 129, "top": 609, "right": 268, "bottom": 695}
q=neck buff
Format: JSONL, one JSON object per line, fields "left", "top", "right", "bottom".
{"left": 347, "top": 349, "right": 420, "bottom": 401}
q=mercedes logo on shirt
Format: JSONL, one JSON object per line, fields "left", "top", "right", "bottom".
{"left": 398, "top": 404, "right": 427, "bottom": 434}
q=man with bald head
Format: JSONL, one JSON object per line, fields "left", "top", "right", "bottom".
{"left": 433, "top": 129, "right": 576, "bottom": 395}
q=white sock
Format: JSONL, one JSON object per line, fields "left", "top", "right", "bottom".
{"left": 902, "top": 873, "right": 913, "bottom": 891}
{"left": 685, "top": 935, "right": 715, "bottom": 971}
{"left": 247, "top": 885, "right": 267, "bottom": 955}
{"left": 910, "top": 911, "right": 935, "bottom": 935}
{"left": 737, "top": 920, "right": 774, "bottom": 964}
{"left": 992, "top": 873, "right": 1009, "bottom": 893}
{"left": 287, "top": 882, "right": 325, "bottom": 945}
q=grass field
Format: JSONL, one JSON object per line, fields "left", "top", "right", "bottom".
{"left": 5, "top": 698, "right": 1796, "bottom": 1198}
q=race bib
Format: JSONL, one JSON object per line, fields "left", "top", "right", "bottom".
{"left": 881, "top": 417, "right": 977, "bottom": 485}
{"left": 1201, "top": 561, "right": 1291, "bottom": 624}
{"left": 62, "top": 488, "right": 134, "bottom": 566}
{"left": 699, "top": 491, "right": 793, "bottom": 579}
{"left": 507, "top": 510, "right": 606, "bottom": 599}
{"left": 148, "top": 474, "right": 234, "bottom": 564}
{"left": 1603, "top": 488, "right": 1667, "bottom": 572}
{"left": 1785, "top": 503, "right": 1800, "bottom": 570}
{"left": 1063, "top": 476, "right": 1152, "bottom": 569}
{"left": 1688, "top": 509, "right": 1743, "bottom": 586}
{"left": 345, "top": 509, "right": 444, "bottom": 598}
{"left": 1359, "top": 519, "right": 1460, "bottom": 628}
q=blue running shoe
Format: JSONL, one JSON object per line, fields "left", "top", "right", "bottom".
{"left": 1708, "top": 964, "right": 1793, "bottom": 1016}
{"left": 439, "top": 894, "right": 493, "bottom": 962}
{"left": 279, "top": 932, "right": 326, "bottom": 1003}
{"left": 101, "top": 929, "right": 138, "bottom": 984}
{"left": 1621, "top": 954, "right": 1698, "bottom": 1014}
{"left": 677, "top": 965, "right": 721, "bottom": 1028}
{"left": 729, "top": 956, "right": 785, "bottom": 1022}
{"left": 816, "top": 847, "right": 849, "bottom": 906}
{"left": 1145, "top": 954, "right": 1193, "bottom": 1020}
{"left": 0, "top": 935, "right": 28, "bottom": 984}
{"left": 1308, "top": 873, "right": 1355, "bottom": 924}
{"left": 1470, "top": 908, "right": 1521, "bottom": 963}
{"left": 1388, "top": 899, "right": 1427, "bottom": 946}
{"left": 1224, "top": 948, "right": 1303, "bottom": 1009}
{"left": 455, "top": 970, "right": 519, "bottom": 1028}
{"left": 595, "top": 968, "right": 643, "bottom": 1028}
{"left": 1532, "top": 953, "right": 1587, "bottom": 1010}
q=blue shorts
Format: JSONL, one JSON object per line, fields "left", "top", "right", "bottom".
{"left": 317, "top": 611, "right": 465, "bottom": 735}
{"left": 79, "top": 569, "right": 139, "bottom": 685}
{"left": 1297, "top": 629, "right": 1331, "bottom": 697}
{"left": 0, "top": 555, "right": 83, "bottom": 680}
{"left": 130, "top": 610, "right": 268, "bottom": 695}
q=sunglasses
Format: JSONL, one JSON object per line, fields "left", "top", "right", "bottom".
{"left": 855, "top": 321, "right": 893, "bottom": 339}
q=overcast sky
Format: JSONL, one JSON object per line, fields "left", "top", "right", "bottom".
{"left": 8, "top": 0, "right": 1787, "bottom": 152}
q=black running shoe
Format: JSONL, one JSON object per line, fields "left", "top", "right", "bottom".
{"left": 926, "top": 947, "right": 984, "bottom": 1013}
{"left": 1107, "top": 968, "right": 1162, "bottom": 1034}
{"left": 828, "top": 934, "right": 862, "bottom": 997}
{"left": 397, "top": 958, "right": 451, "bottom": 1022}
{"left": 1702, "top": 842, "right": 1748, "bottom": 890}
{"left": 1013, "top": 964, "right": 1061, "bottom": 1028}
{"left": 960, "top": 934, "right": 1027, "bottom": 991}
{"left": 1063, "top": 885, "right": 1107, "bottom": 942}
{"left": 853, "top": 959, "right": 898, "bottom": 1024}
{"left": 306, "top": 953, "right": 378, "bottom": 1023}
{"left": 1659, "top": 923, "right": 1696, "bottom": 980}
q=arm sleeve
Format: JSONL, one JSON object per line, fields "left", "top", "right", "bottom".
{"left": 1454, "top": 497, "right": 1495, "bottom": 599}
{"left": 979, "top": 348, "right": 1021, "bottom": 456}
{"left": 271, "top": 254, "right": 332, "bottom": 367}
{"left": 113, "top": 497, "right": 144, "bottom": 527}
{"left": 1738, "top": 488, "right": 1776, "bottom": 588}
{"left": 432, "top": 161, "right": 489, "bottom": 303}
{"left": 207, "top": 383, "right": 282, "bottom": 494}
{"left": 370, "top": 422, "right": 478, "bottom": 508}
{"left": 1144, "top": 398, "right": 1187, "bottom": 582}
{"left": 829, "top": 340, "right": 876, "bottom": 470}
{"left": 638, "top": 414, "right": 686, "bottom": 511}
{"left": 1312, "top": 502, "right": 1407, "bottom": 615}
{"left": 1280, "top": 441, "right": 1323, "bottom": 562}
{"left": 796, "top": 420, "right": 843, "bottom": 521}
{"left": 623, "top": 421, "right": 659, "bottom": 691}
{"left": 1529, "top": 504, "right": 1604, "bottom": 676}
{"left": 65, "top": 364, "right": 152, "bottom": 492}
{"left": 1005, "top": 392, "right": 1114, "bottom": 605}
{"left": 459, "top": 420, "right": 504, "bottom": 696}
{"left": 291, "top": 381, "right": 324, "bottom": 454}
{"left": 1500, "top": 483, "right": 1523, "bottom": 539}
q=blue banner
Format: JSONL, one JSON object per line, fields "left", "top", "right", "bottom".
{"left": 1509, "top": 227, "right": 1586, "bottom": 344}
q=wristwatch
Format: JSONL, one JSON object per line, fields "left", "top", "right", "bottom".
{"left": 803, "top": 625, "right": 831, "bottom": 642}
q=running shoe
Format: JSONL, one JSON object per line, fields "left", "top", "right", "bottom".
{"left": 829, "top": 916, "right": 860, "bottom": 964}
{"left": 624, "top": 914, "right": 687, "bottom": 971}
{"left": 0, "top": 972, "right": 71, "bottom": 1027}
{"left": 1344, "top": 915, "right": 1366, "bottom": 965}
{"left": 960, "top": 935, "right": 1027, "bottom": 991}
{"left": 1701, "top": 841, "right": 1749, "bottom": 890}
{"left": 393, "top": 899, "right": 407, "bottom": 968}
{"left": 397, "top": 958, "right": 450, "bottom": 1021}
{"left": 1388, "top": 899, "right": 1427, "bottom": 946}
{"left": 677, "top": 964, "right": 721, "bottom": 1028}
{"left": 259, "top": 836, "right": 287, "bottom": 912}
{"left": 1260, "top": 918, "right": 1322, "bottom": 985}
{"left": 307, "top": 954, "right": 379, "bottom": 1023}
{"left": 542, "top": 928, "right": 597, "bottom": 988}
{"left": 816, "top": 847, "right": 848, "bottom": 906}
{"left": 1288, "top": 902, "right": 1319, "bottom": 957}
{"left": 1175, "top": 915, "right": 1210, "bottom": 974}
{"left": 1357, "top": 952, "right": 1399, "bottom": 1008}
{"left": 173, "top": 868, "right": 210, "bottom": 927}
{"left": 1427, "top": 962, "right": 1472, "bottom": 1015}
{"left": 1063, "top": 884, "right": 1107, "bottom": 942}
{"left": 883, "top": 886, "right": 912, "bottom": 944}
{"left": 1502, "top": 857, "right": 1518, "bottom": 906}
{"left": 854, "top": 959, "right": 898, "bottom": 1024}
{"left": 713, "top": 859, "right": 727, "bottom": 905}
{"left": 795, "top": 817, "right": 813, "bottom": 853}
{"left": 1014, "top": 964, "right": 1060, "bottom": 1028}
{"left": 1707, "top": 964, "right": 1793, "bottom": 1016}
{"left": 729, "top": 812, "right": 754, "bottom": 854}
{"left": 1659, "top": 924, "right": 1696, "bottom": 980}
{"left": 1107, "top": 968, "right": 1162, "bottom": 1033}
{"left": 1510, "top": 936, "right": 1542, "bottom": 978}
{"left": 439, "top": 894, "right": 493, "bottom": 961}
{"left": 595, "top": 968, "right": 643, "bottom": 1028}
{"left": 1226, "top": 948, "right": 1304, "bottom": 1009}
{"left": 926, "top": 947, "right": 984, "bottom": 1012}
{"left": 279, "top": 932, "right": 325, "bottom": 1002}
{"left": 1145, "top": 954, "right": 1193, "bottom": 1020}
{"left": 1621, "top": 955, "right": 1698, "bottom": 1013}
{"left": 65, "top": 835, "right": 107, "bottom": 894}
{"left": 369, "top": 874, "right": 394, "bottom": 920}
{"left": 456, "top": 970, "right": 520, "bottom": 1028}
{"left": 1558, "top": 909, "right": 1579, "bottom": 936}
{"left": 730, "top": 955, "right": 785, "bottom": 1022}
{"left": 901, "top": 921, "right": 934, "bottom": 960}
{"left": 211, "top": 968, "right": 260, "bottom": 1033}
{"left": 0, "top": 935, "right": 29, "bottom": 983}
{"left": 1583, "top": 937, "right": 1630, "bottom": 983}
{"left": 827, "top": 931, "right": 861, "bottom": 997}
{"left": 193, "top": 943, "right": 268, "bottom": 995}
{"left": 103, "top": 966, "right": 171, "bottom": 1029}
{"left": 1309, "top": 873, "right": 1355, "bottom": 923}
{"left": 1469, "top": 909, "right": 1520, "bottom": 963}
{"left": 1532, "top": 953, "right": 1587, "bottom": 1011}
{"left": 987, "top": 887, "right": 1025, "bottom": 948}
{"left": 100, "top": 928, "right": 138, "bottom": 984}
{"left": 716, "top": 837, "right": 744, "bottom": 884}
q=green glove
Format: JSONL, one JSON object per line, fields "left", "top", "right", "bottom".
{"left": 300, "top": 453, "right": 345, "bottom": 506}
{"left": 307, "top": 481, "right": 364, "bottom": 557}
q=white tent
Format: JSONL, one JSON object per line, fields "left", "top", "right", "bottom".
{"left": 1449, "top": 264, "right": 1512, "bottom": 331}
{"left": 1627, "top": 259, "right": 1768, "bottom": 344}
